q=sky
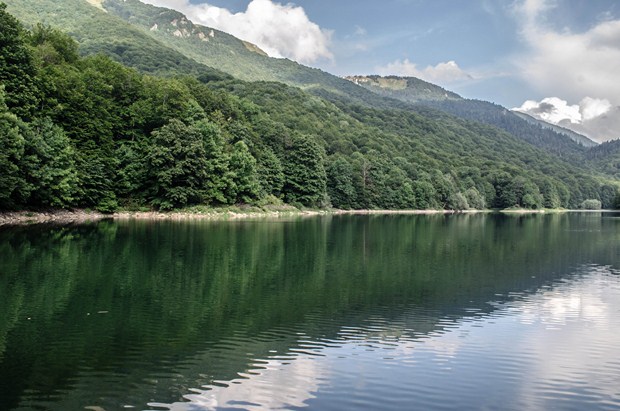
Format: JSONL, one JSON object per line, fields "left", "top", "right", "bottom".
{"left": 142, "top": 0, "right": 620, "bottom": 142}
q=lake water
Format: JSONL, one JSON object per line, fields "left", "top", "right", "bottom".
{"left": 1, "top": 213, "right": 619, "bottom": 411}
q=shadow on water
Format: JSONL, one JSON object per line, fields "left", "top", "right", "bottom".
{"left": 0, "top": 212, "right": 618, "bottom": 410}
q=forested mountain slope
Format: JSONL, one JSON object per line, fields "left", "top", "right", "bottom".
{"left": 586, "top": 139, "right": 620, "bottom": 179}
{"left": 347, "top": 75, "right": 598, "bottom": 159}
{"left": 4, "top": 0, "right": 606, "bottom": 158}
{"left": 1, "top": 3, "right": 618, "bottom": 212}
{"left": 512, "top": 111, "right": 598, "bottom": 148}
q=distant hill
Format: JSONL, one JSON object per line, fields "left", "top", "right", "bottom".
{"left": 586, "top": 139, "right": 620, "bottom": 179}
{"left": 512, "top": 111, "right": 598, "bottom": 148}
{"left": 346, "top": 75, "right": 597, "bottom": 158}
{"left": 345, "top": 75, "right": 461, "bottom": 103}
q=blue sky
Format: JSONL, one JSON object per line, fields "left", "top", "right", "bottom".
{"left": 147, "top": 0, "right": 620, "bottom": 141}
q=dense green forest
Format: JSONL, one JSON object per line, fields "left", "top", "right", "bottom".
{"left": 0, "top": 4, "right": 619, "bottom": 212}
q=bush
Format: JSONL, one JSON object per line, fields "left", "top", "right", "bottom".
{"left": 579, "top": 199, "right": 602, "bottom": 210}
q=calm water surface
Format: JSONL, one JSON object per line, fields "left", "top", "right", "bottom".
{"left": 0, "top": 213, "right": 619, "bottom": 410}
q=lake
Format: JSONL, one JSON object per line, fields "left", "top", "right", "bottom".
{"left": 1, "top": 213, "right": 619, "bottom": 410}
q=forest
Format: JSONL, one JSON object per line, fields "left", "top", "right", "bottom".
{"left": 1, "top": 4, "right": 619, "bottom": 212}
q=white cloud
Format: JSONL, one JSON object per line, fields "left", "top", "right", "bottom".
{"left": 142, "top": 0, "right": 333, "bottom": 64}
{"left": 511, "top": 0, "right": 620, "bottom": 142}
{"left": 376, "top": 59, "right": 472, "bottom": 85}
{"left": 580, "top": 97, "right": 613, "bottom": 121}
{"left": 513, "top": 0, "right": 620, "bottom": 104}
{"left": 513, "top": 96, "right": 619, "bottom": 142}
{"left": 514, "top": 97, "right": 582, "bottom": 124}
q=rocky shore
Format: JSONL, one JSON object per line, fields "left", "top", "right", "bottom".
{"left": 0, "top": 208, "right": 476, "bottom": 226}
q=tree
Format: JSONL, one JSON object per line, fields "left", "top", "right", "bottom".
{"left": 283, "top": 134, "right": 327, "bottom": 207}
{"left": 28, "top": 23, "right": 79, "bottom": 65}
{"left": 0, "top": 88, "right": 26, "bottom": 208}
{"left": 613, "top": 190, "right": 620, "bottom": 210}
{"left": 579, "top": 199, "right": 602, "bottom": 210}
{"left": 20, "top": 117, "right": 78, "bottom": 207}
{"left": 464, "top": 187, "right": 486, "bottom": 210}
{"left": 327, "top": 156, "right": 357, "bottom": 209}
{"left": 539, "top": 178, "right": 562, "bottom": 209}
{"left": 431, "top": 170, "right": 459, "bottom": 209}
{"left": 228, "top": 141, "right": 260, "bottom": 204}
{"left": 0, "top": 3, "right": 40, "bottom": 119}
{"left": 194, "top": 120, "right": 231, "bottom": 205}
{"left": 412, "top": 179, "right": 437, "bottom": 210}
{"left": 146, "top": 119, "right": 208, "bottom": 209}
{"left": 599, "top": 184, "right": 618, "bottom": 209}
{"left": 256, "top": 147, "right": 284, "bottom": 198}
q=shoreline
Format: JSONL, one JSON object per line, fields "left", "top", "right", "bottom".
{"left": 0, "top": 208, "right": 458, "bottom": 226}
{"left": 0, "top": 207, "right": 613, "bottom": 227}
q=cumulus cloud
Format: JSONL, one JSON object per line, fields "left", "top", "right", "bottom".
{"left": 513, "top": 97, "right": 620, "bottom": 142}
{"left": 376, "top": 59, "right": 472, "bottom": 85}
{"left": 513, "top": 0, "right": 620, "bottom": 104}
{"left": 142, "top": 0, "right": 333, "bottom": 64}
{"left": 510, "top": 0, "right": 620, "bottom": 142}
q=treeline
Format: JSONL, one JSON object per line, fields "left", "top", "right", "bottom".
{"left": 0, "top": 5, "right": 618, "bottom": 211}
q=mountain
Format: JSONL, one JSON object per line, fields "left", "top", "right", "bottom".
{"left": 512, "top": 111, "right": 598, "bottom": 148}
{"left": 586, "top": 139, "right": 620, "bottom": 179}
{"left": 3, "top": 0, "right": 399, "bottom": 109}
{"left": 346, "top": 75, "right": 598, "bottom": 158}
{"left": 345, "top": 75, "right": 461, "bottom": 103}
{"left": 1, "top": 1, "right": 618, "bottom": 212}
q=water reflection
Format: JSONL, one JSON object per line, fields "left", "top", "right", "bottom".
{"left": 0, "top": 213, "right": 619, "bottom": 410}
{"left": 157, "top": 266, "right": 620, "bottom": 411}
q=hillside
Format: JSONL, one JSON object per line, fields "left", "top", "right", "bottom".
{"left": 586, "top": 139, "right": 620, "bottom": 179}
{"left": 347, "top": 75, "right": 598, "bottom": 158}
{"left": 5, "top": 0, "right": 605, "bottom": 158}
{"left": 345, "top": 75, "right": 461, "bottom": 103}
{"left": 512, "top": 111, "right": 598, "bottom": 148}
{"left": 3, "top": 0, "right": 397, "bottom": 109}
{"left": 1, "top": 2, "right": 618, "bottom": 212}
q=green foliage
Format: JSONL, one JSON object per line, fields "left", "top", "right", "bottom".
{"left": 327, "top": 156, "right": 357, "bottom": 209}
{"left": 579, "top": 199, "right": 602, "bottom": 210}
{"left": 146, "top": 119, "right": 208, "bottom": 210}
{"left": 194, "top": 120, "right": 230, "bottom": 205}
{"left": 283, "top": 135, "right": 327, "bottom": 207}
{"left": 0, "top": 3, "right": 39, "bottom": 119}
{"left": 28, "top": 23, "right": 79, "bottom": 65}
{"left": 255, "top": 147, "right": 284, "bottom": 198}
{"left": 0, "top": 93, "right": 26, "bottom": 208}
{"left": 464, "top": 187, "right": 485, "bottom": 210}
{"left": 614, "top": 191, "right": 620, "bottom": 210}
{"left": 20, "top": 117, "right": 78, "bottom": 207}
{"left": 228, "top": 141, "right": 260, "bottom": 204}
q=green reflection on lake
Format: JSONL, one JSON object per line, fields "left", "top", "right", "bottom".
{"left": 0, "top": 213, "right": 618, "bottom": 410}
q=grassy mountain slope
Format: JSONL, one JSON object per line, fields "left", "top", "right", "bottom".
{"left": 345, "top": 75, "right": 462, "bottom": 103}
{"left": 5, "top": 0, "right": 403, "bottom": 108}
{"left": 3, "top": 0, "right": 229, "bottom": 78}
